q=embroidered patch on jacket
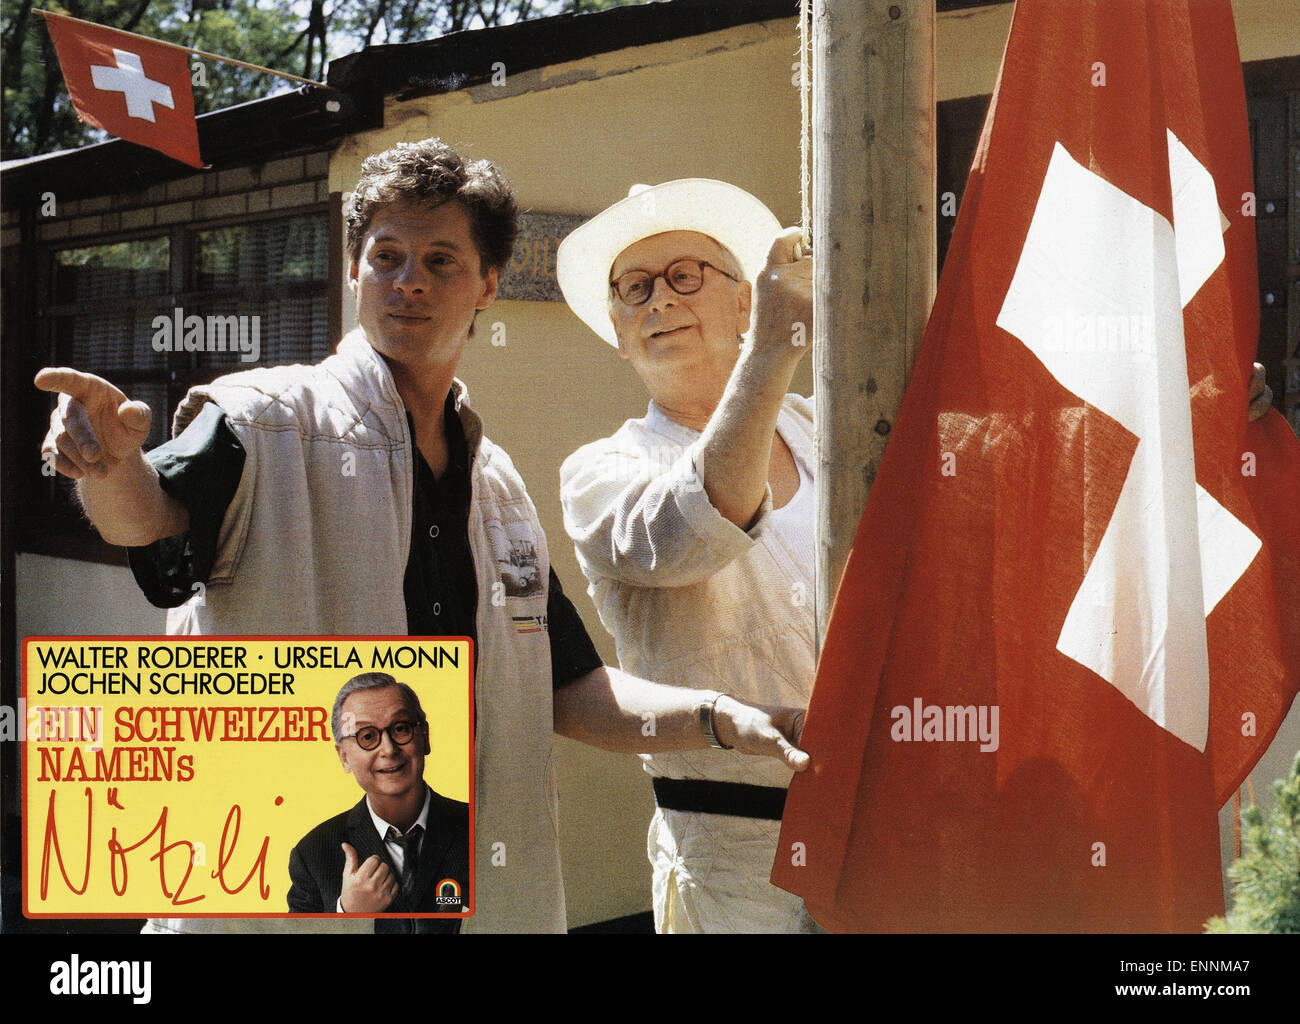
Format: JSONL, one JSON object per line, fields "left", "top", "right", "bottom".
{"left": 487, "top": 518, "right": 544, "bottom": 597}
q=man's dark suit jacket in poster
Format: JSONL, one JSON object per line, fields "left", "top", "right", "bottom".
{"left": 287, "top": 788, "right": 470, "bottom": 934}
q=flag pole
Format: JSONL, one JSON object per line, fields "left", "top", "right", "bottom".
{"left": 35, "top": 9, "right": 329, "bottom": 89}
{"left": 812, "top": 0, "right": 937, "bottom": 650}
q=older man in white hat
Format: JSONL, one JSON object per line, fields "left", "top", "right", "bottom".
{"left": 556, "top": 180, "right": 816, "bottom": 933}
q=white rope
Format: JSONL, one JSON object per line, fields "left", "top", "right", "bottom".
{"left": 799, "top": 0, "right": 812, "bottom": 250}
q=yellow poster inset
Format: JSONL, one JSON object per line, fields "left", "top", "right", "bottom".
{"left": 23, "top": 637, "right": 472, "bottom": 919}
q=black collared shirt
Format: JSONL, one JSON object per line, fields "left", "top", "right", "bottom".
{"left": 129, "top": 394, "right": 602, "bottom": 688}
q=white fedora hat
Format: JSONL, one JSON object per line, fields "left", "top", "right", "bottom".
{"left": 556, "top": 178, "right": 782, "bottom": 347}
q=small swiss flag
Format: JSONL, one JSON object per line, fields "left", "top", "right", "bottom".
{"left": 43, "top": 12, "right": 205, "bottom": 169}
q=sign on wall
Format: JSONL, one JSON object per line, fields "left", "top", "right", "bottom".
{"left": 498, "top": 212, "right": 585, "bottom": 302}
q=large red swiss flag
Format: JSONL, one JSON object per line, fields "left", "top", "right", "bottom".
{"left": 43, "top": 12, "right": 204, "bottom": 169}
{"left": 773, "top": 0, "right": 1300, "bottom": 932}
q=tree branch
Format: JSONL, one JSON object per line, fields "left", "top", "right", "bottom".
{"left": 123, "top": 0, "right": 155, "bottom": 32}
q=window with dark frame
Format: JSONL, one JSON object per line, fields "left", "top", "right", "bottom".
{"left": 22, "top": 208, "right": 331, "bottom": 562}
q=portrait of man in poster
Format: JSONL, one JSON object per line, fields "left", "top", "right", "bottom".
{"left": 287, "top": 672, "right": 470, "bottom": 933}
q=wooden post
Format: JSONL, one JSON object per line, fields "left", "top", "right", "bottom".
{"left": 813, "top": 0, "right": 937, "bottom": 647}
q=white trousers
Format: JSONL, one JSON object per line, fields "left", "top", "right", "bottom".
{"left": 648, "top": 807, "right": 819, "bottom": 934}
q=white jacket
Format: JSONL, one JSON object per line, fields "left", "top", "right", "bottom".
{"left": 560, "top": 396, "right": 818, "bottom": 932}
{"left": 147, "top": 331, "right": 565, "bottom": 933}
{"left": 561, "top": 396, "right": 817, "bottom": 786}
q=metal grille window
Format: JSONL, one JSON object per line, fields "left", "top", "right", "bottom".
{"left": 53, "top": 237, "right": 170, "bottom": 301}
{"left": 195, "top": 215, "right": 329, "bottom": 290}
{"left": 189, "top": 214, "right": 331, "bottom": 367}
{"left": 29, "top": 208, "right": 332, "bottom": 551}
{"left": 53, "top": 239, "right": 173, "bottom": 385}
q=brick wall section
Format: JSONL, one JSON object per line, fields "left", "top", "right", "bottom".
{"left": 3, "top": 150, "right": 332, "bottom": 250}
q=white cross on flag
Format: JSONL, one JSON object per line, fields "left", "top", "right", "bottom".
{"left": 44, "top": 12, "right": 204, "bottom": 168}
{"left": 774, "top": 0, "right": 1300, "bottom": 932}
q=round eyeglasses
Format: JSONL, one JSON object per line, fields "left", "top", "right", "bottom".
{"left": 340, "top": 719, "right": 423, "bottom": 751}
{"left": 609, "top": 259, "right": 739, "bottom": 306}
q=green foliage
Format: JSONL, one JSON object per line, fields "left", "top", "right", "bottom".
{"left": 2, "top": 0, "right": 308, "bottom": 158}
{"left": 57, "top": 237, "right": 169, "bottom": 269}
{"left": 1206, "top": 751, "right": 1300, "bottom": 933}
{"left": 1, "top": 0, "right": 647, "bottom": 160}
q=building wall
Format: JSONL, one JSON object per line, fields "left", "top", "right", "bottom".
{"left": 16, "top": 554, "right": 166, "bottom": 637}
{"left": 3, "top": 152, "right": 331, "bottom": 250}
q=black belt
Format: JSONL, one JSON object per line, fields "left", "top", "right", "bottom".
{"left": 652, "top": 778, "right": 787, "bottom": 820}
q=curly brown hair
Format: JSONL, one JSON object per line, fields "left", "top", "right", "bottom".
{"left": 345, "top": 138, "right": 518, "bottom": 274}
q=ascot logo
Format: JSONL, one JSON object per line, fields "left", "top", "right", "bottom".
{"left": 435, "top": 878, "right": 463, "bottom": 905}
{"left": 49, "top": 955, "right": 151, "bottom": 1004}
